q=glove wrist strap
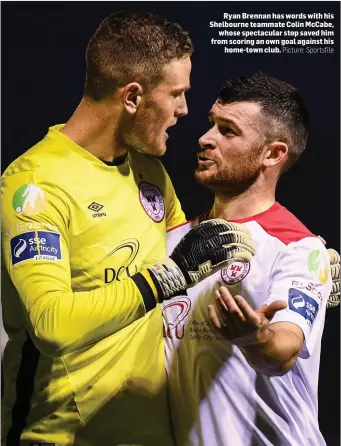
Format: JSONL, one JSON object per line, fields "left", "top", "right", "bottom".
{"left": 148, "top": 257, "right": 187, "bottom": 302}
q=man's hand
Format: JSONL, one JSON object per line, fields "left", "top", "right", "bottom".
{"left": 147, "top": 220, "right": 255, "bottom": 302}
{"left": 208, "top": 286, "right": 287, "bottom": 347}
{"left": 317, "top": 237, "right": 340, "bottom": 309}
{"left": 327, "top": 248, "right": 340, "bottom": 309}
{"left": 208, "top": 286, "right": 303, "bottom": 376}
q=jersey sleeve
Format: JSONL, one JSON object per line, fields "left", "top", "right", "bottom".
{"left": 159, "top": 163, "right": 186, "bottom": 230}
{"left": 1, "top": 171, "right": 154, "bottom": 358}
{"left": 266, "top": 237, "right": 332, "bottom": 358}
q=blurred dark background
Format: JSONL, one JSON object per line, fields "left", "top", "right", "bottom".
{"left": 2, "top": 2, "right": 340, "bottom": 444}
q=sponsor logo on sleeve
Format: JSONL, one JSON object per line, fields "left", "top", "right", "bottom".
{"left": 5, "top": 222, "right": 59, "bottom": 239}
{"left": 288, "top": 288, "right": 319, "bottom": 329}
{"left": 307, "top": 250, "right": 329, "bottom": 285}
{"left": 291, "top": 280, "right": 322, "bottom": 301}
{"left": 221, "top": 261, "right": 251, "bottom": 285}
{"left": 139, "top": 182, "right": 165, "bottom": 223}
{"left": 12, "top": 184, "right": 47, "bottom": 216}
{"left": 10, "top": 231, "right": 62, "bottom": 265}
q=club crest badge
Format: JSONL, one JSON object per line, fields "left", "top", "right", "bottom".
{"left": 139, "top": 182, "right": 165, "bottom": 222}
{"left": 221, "top": 261, "right": 251, "bottom": 285}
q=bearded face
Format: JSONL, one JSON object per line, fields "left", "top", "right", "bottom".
{"left": 195, "top": 101, "right": 266, "bottom": 195}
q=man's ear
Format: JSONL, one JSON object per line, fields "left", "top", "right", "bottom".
{"left": 122, "top": 83, "right": 143, "bottom": 114}
{"left": 262, "top": 141, "right": 289, "bottom": 169}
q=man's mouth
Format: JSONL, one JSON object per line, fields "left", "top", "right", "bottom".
{"left": 165, "top": 122, "right": 177, "bottom": 140}
{"left": 198, "top": 154, "right": 215, "bottom": 162}
{"left": 197, "top": 155, "right": 215, "bottom": 168}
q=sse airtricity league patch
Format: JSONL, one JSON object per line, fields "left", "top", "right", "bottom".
{"left": 10, "top": 231, "right": 62, "bottom": 265}
{"left": 288, "top": 288, "right": 319, "bottom": 329}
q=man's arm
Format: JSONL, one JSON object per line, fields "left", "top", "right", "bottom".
{"left": 209, "top": 237, "right": 331, "bottom": 375}
{"left": 1, "top": 172, "right": 165, "bottom": 357}
{"left": 2, "top": 175, "right": 254, "bottom": 358}
{"left": 209, "top": 290, "right": 303, "bottom": 376}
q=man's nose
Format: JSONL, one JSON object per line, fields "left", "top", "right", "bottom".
{"left": 176, "top": 94, "right": 188, "bottom": 117}
{"left": 198, "top": 128, "right": 217, "bottom": 150}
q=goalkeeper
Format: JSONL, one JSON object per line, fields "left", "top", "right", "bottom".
{"left": 0, "top": 12, "right": 254, "bottom": 446}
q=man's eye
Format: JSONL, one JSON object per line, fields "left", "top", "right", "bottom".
{"left": 221, "top": 127, "right": 235, "bottom": 135}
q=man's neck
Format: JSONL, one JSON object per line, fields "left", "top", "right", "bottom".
{"left": 60, "top": 98, "right": 127, "bottom": 162}
{"left": 209, "top": 184, "right": 276, "bottom": 221}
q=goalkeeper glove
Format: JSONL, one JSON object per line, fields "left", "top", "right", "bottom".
{"left": 317, "top": 236, "right": 340, "bottom": 309}
{"left": 132, "top": 219, "right": 255, "bottom": 306}
{"left": 327, "top": 248, "right": 340, "bottom": 309}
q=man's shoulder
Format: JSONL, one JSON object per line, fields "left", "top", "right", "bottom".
{"left": 249, "top": 202, "right": 316, "bottom": 246}
{"left": 2, "top": 131, "right": 70, "bottom": 184}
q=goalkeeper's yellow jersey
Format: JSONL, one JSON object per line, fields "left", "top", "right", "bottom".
{"left": 1, "top": 125, "right": 185, "bottom": 446}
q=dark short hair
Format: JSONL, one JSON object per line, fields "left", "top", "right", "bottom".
{"left": 84, "top": 11, "right": 193, "bottom": 100}
{"left": 217, "top": 73, "right": 310, "bottom": 171}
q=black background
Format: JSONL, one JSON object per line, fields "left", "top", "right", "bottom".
{"left": 2, "top": 2, "right": 340, "bottom": 444}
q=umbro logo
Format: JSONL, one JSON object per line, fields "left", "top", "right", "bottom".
{"left": 88, "top": 202, "right": 107, "bottom": 218}
{"left": 88, "top": 202, "right": 104, "bottom": 212}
